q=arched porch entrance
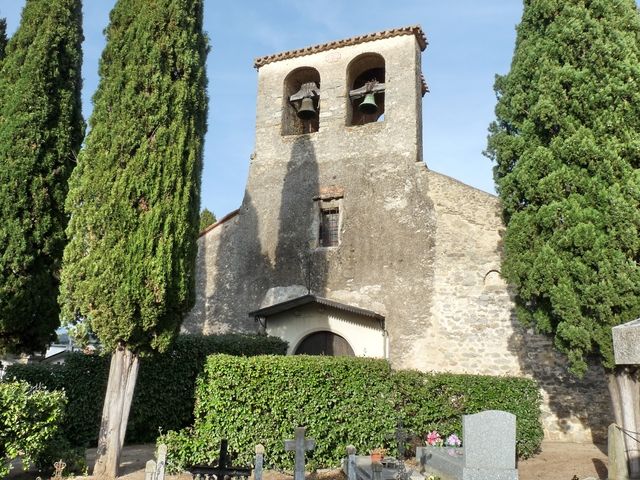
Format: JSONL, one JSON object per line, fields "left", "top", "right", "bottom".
{"left": 294, "top": 331, "right": 355, "bottom": 356}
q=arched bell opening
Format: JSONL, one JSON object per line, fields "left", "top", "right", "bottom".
{"left": 294, "top": 331, "right": 355, "bottom": 356}
{"left": 282, "top": 67, "right": 321, "bottom": 136}
{"left": 346, "top": 53, "right": 385, "bottom": 126}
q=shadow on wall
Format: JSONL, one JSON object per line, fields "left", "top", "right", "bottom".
{"left": 199, "top": 134, "right": 328, "bottom": 333}
{"left": 274, "top": 135, "right": 328, "bottom": 298}
{"left": 506, "top": 294, "right": 611, "bottom": 443}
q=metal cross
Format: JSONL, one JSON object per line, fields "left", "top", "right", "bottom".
{"left": 189, "top": 439, "right": 252, "bottom": 479}
{"left": 386, "top": 419, "right": 411, "bottom": 459}
{"left": 53, "top": 459, "right": 66, "bottom": 480}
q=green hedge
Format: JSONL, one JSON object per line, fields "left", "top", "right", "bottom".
{"left": 5, "top": 334, "right": 287, "bottom": 447}
{"left": 162, "top": 356, "right": 543, "bottom": 473}
{"left": 0, "top": 381, "right": 66, "bottom": 477}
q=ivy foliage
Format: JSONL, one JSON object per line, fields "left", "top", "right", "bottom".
{"left": 6, "top": 334, "right": 287, "bottom": 447}
{"left": 60, "top": 0, "right": 208, "bottom": 354}
{"left": 0, "top": 381, "right": 66, "bottom": 477}
{"left": 0, "top": 0, "right": 84, "bottom": 354}
{"left": 485, "top": 0, "right": 640, "bottom": 375}
{"left": 161, "top": 356, "right": 542, "bottom": 473}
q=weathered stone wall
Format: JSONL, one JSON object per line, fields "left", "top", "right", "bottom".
{"left": 183, "top": 31, "right": 611, "bottom": 443}
{"left": 425, "top": 170, "right": 611, "bottom": 442}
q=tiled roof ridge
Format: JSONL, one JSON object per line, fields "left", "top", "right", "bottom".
{"left": 254, "top": 25, "right": 428, "bottom": 69}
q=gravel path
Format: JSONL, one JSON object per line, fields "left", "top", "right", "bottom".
{"left": 8, "top": 441, "right": 609, "bottom": 479}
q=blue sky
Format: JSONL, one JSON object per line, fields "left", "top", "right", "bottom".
{"left": 1, "top": 1, "right": 523, "bottom": 218}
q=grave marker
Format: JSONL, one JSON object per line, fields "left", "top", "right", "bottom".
{"left": 254, "top": 444, "right": 265, "bottom": 480}
{"left": 417, "top": 410, "right": 518, "bottom": 480}
{"left": 189, "top": 439, "right": 252, "bottom": 479}
{"left": 284, "top": 427, "right": 315, "bottom": 480}
{"left": 346, "top": 445, "right": 357, "bottom": 480}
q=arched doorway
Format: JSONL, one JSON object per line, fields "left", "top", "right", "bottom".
{"left": 294, "top": 331, "right": 355, "bottom": 356}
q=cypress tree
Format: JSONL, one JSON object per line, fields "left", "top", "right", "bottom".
{"left": 0, "top": 0, "right": 84, "bottom": 354}
{"left": 486, "top": 0, "right": 640, "bottom": 474}
{"left": 0, "top": 18, "right": 7, "bottom": 61}
{"left": 59, "top": 0, "right": 207, "bottom": 475}
{"left": 199, "top": 207, "right": 216, "bottom": 231}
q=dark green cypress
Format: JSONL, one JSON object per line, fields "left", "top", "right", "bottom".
{"left": 199, "top": 207, "right": 216, "bottom": 231}
{"left": 60, "top": 0, "right": 208, "bottom": 354}
{"left": 486, "top": 0, "right": 640, "bottom": 375}
{"left": 0, "top": 0, "right": 84, "bottom": 354}
{"left": 0, "top": 18, "right": 7, "bottom": 61}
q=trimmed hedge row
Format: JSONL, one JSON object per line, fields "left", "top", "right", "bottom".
{"left": 161, "top": 355, "right": 543, "bottom": 473}
{"left": 5, "top": 334, "right": 287, "bottom": 447}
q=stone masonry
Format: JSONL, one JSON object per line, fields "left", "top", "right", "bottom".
{"left": 182, "top": 26, "right": 611, "bottom": 443}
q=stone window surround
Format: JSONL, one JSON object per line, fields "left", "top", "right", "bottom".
{"left": 312, "top": 193, "right": 343, "bottom": 249}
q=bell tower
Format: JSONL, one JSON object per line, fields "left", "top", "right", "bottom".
{"left": 190, "top": 26, "right": 436, "bottom": 368}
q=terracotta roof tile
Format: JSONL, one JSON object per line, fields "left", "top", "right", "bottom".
{"left": 254, "top": 25, "right": 428, "bottom": 69}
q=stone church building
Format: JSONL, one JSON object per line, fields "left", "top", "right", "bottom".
{"left": 183, "top": 26, "right": 610, "bottom": 442}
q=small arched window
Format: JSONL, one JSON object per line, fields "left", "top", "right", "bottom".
{"left": 282, "top": 67, "right": 320, "bottom": 136}
{"left": 346, "top": 53, "right": 385, "bottom": 126}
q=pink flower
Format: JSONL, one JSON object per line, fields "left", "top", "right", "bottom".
{"left": 446, "top": 434, "right": 461, "bottom": 447}
{"left": 426, "top": 431, "right": 442, "bottom": 446}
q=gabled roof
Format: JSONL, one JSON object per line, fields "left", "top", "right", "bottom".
{"left": 248, "top": 294, "right": 385, "bottom": 322}
{"left": 254, "top": 25, "right": 428, "bottom": 69}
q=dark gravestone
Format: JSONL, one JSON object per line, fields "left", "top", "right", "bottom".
{"left": 188, "top": 439, "right": 252, "bottom": 479}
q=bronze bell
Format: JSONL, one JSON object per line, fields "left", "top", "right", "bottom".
{"left": 358, "top": 93, "right": 378, "bottom": 115}
{"left": 297, "top": 97, "right": 316, "bottom": 120}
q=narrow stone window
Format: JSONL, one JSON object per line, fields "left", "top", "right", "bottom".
{"left": 314, "top": 189, "right": 343, "bottom": 248}
{"left": 346, "top": 53, "right": 385, "bottom": 126}
{"left": 320, "top": 207, "right": 340, "bottom": 247}
{"left": 282, "top": 67, "right": 321, "bottom": 136}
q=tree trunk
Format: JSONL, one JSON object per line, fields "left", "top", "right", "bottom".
{"left": 93, "top": 346, "right": 140, "bottom": 479}
{"left": 608, "top": 366, "right": 640, "bottom": 479}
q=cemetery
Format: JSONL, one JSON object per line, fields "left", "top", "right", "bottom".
{"left": 1, "top": 1, "right": 640, "bottom": 480}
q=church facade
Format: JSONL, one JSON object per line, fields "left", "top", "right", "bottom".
{"left": 183, "top": 26, "right": 610, "bottom": 443}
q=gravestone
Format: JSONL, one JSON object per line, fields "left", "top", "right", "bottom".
{"left": 612, "top": 318, "right": 640, "bottom": 479}
{"left": 254, "top": 444, "right": 265, "bottom": 480}
{"left": 284, "top": 427, "right": 315, "bottom": 480}
{"left": 609, "top": 423, "right": 629, "bottom": 480}
{"left": 613, "top": 319, "right": 640, "bottom": 364}
{"left": 189, "top": 439, "right": 252, "bottom": 479}
{"left": 346, "top": 445, "right": 357, "bottom": 480}
{"left": 145, "top": 444, "right": 167, "bottom": 480}
{"left": 463, "top": 410, "right": 516, "bottom": 473}
{"left": 417, "top": 410, "right": 518, "bottom": 480}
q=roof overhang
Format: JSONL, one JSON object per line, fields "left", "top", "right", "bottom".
{"left": 249, "top": 294, "right": 385, "bottom": 329}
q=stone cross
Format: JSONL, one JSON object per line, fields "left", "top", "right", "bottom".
{"left": 346, "top": 445, "right": 357, "bottom": 480}
{"left": 284, "top": 427, "right": 316, "bottom": 480}
{"left": 254, "top": 444, "right": 265, "bottom": 480}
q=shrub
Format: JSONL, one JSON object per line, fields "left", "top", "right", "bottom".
{"left": 0, "top": 381, "right": 66, "bottom": 477}
{"left": 162, "top": 355, "right": 398, "bottom": 473}
{"left": 392, "top": 369, "right": 543, "bottom": 459}
{"left": 6, "top": 334, "right": 287, "bottom": 447}
{"left": 162, "top": 356, "right": 543, "bottom": 473}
